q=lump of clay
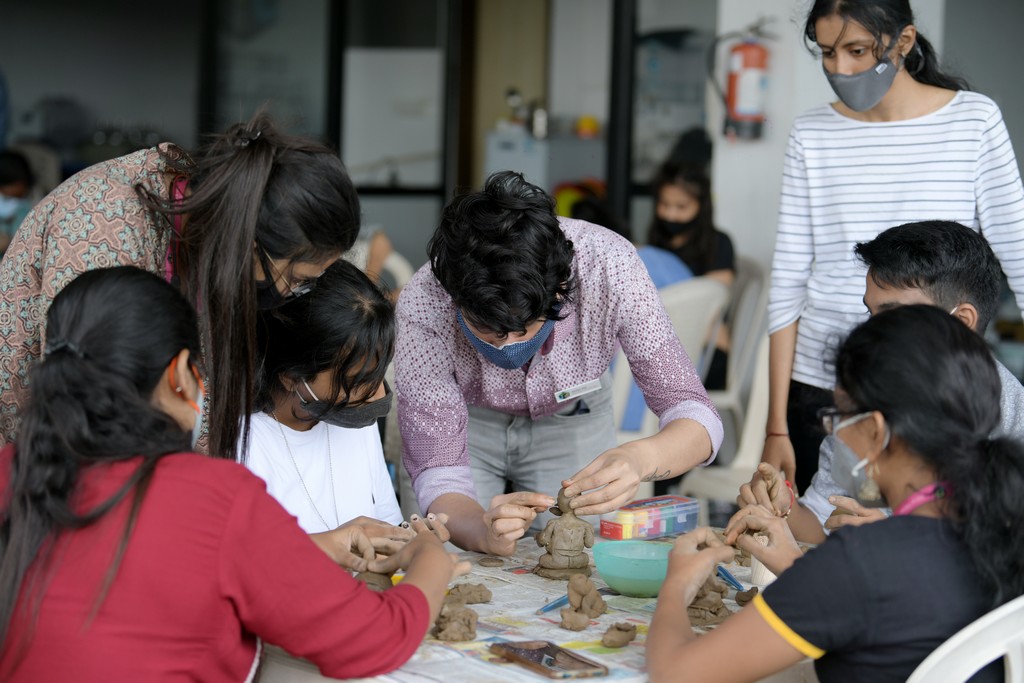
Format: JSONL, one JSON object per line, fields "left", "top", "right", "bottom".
{"left": 601, "top": 622, "right": 637, "bottom": 648}
{"left": 559, "top": 574, "right": 607, "bottom": 631}
{"left": 448, "top": 582, "right": 492, "bottom": 604}
{"left": 478, "top": 556, "right": 504, "bottom": 567}
{"left": 354, "top": 571, "right": 392, "bottom": 592}
{"left": 735, "top": 586, "right": 758, "bottom": 607}
{"left": 535, "top": 488, "right": 593, "bottom": 580}
{"left": 432, "top": 598, "right": 478, "bottom": 641}
{"left": 687, "top": 575, "right": 732, "bottom": 628}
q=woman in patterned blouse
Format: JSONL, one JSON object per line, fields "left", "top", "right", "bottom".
{"left": 0, "top": 111, "right": 360, "bottom": 458}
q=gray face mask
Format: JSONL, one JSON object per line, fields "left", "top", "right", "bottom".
{"left": 831, "top": 431, "right": 890, "bottom": 508}
{"left": 824, "top": 48, "right": 901, "bottom": 112}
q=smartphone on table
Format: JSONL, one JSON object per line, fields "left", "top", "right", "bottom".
{"left": 489, "top": 640, "right": 609, "bottom": 679}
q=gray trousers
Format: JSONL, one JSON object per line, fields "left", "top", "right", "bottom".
{"left": 467, "top": 371, "right": 616, "bottom": 529}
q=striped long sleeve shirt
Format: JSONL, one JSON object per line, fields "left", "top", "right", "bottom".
{"left": 769, "top": 91, "right": 1024, "bottom": 390}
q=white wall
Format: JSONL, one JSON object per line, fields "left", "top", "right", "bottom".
{"left": 548, "top": 0, "right": 612, "bottom": 128}
{"left": 0, "top": 0, "right": 202, "bottom": 149}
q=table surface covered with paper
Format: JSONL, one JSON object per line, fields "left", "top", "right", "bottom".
{"left": 259, "top": 538, "right": 818, "bottom": 683}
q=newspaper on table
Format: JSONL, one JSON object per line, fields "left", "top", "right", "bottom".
{"left": 375, "top": 538, "right": 758, "bottom": 683}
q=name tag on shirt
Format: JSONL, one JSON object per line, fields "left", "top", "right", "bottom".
{"left": 555, "top": 378, "right": 602, "bottom": 403}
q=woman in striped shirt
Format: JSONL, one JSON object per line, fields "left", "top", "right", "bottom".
{"left": 763, "top": 0, "right": 1024, "bottom": 494}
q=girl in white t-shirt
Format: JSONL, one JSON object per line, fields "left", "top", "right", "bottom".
{"left": 240, "top": 259, "right": 439, "bottom": 557}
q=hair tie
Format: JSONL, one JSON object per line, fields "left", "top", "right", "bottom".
{"left": 234, "top": 128, "right": 262, "bottom": 148}
{"left": 45, "top": 339, "right": 85, "bottom": 359}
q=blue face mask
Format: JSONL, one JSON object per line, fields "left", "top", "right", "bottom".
{"left": 0, "top": 195, "right": 26, "bottom": 219}
{"left": 191, "top": 389, "right": 205, "bottom": 448}
{"left": 457, "top": 310, "right": 556, "bottom": 370}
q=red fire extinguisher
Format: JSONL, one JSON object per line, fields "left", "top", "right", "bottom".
{"left": 709, "top": 19, "right": 774, "bottom": 140}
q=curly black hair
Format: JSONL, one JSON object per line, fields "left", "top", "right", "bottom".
{"left": 428, "top": 171, "right": 576, "bottom": 336}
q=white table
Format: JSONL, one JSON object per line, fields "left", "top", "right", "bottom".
{"left": 258, "top": 539, "right": 818, "bottom": 683}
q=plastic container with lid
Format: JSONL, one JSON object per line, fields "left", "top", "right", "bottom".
{"left": 599, "top": 495, "right": 700, "bottom": 540}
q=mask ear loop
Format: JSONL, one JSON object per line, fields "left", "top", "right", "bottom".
{"left": 169, "top": 356, "right": 203, "bottom": 414}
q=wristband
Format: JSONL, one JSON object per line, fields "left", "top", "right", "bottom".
{"left": 765, "top": 432, "right": 789, "bottom": 439}
{"left": 782, "top": 480, "right": 796, "bottom": 518}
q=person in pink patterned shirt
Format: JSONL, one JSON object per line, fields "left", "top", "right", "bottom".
{"left": 396, "top": 171, "right": 723, "bottom": 555}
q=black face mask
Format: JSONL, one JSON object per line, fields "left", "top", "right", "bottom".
{"left": 658, "top": 217, "right": 699, "bottom": 238}
{"left": 256, "top": 278, "right": 289, "bottom": 310}
{"left": 297, "top": 379, "right": 393, "bottom": 429}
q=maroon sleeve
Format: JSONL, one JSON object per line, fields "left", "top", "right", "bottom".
{"left": 218, "top": 475, "right": 431, "bottom": 678}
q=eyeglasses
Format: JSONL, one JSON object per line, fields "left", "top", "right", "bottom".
{"left": 262, "top": 250, "right": 318, "bottom": 298}
{"left": 816, "top": 406, "right": 873, "bottom": 436}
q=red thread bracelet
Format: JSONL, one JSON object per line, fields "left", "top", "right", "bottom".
{"left": 782, "top": 480, "right": 796, "bottom": 518}
{"left": 765, "top": 432, "right": 789, "bottom": 438}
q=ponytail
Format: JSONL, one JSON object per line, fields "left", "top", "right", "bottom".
{"left": 0, "top": 267, "right": 199, "bottom": 654}
{"left": 136, "top": 110, "right": 360, "bottom": 459}
{"left": 905, "top": 33, "right": 970, "bottom": 91}
{"left": 942, "top": 436, "right": 1024, "bottom": 608}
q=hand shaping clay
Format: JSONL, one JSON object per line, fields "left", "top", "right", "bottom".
{"left": 432, "top": 598, "right": 478, "bottom": 641}
{"left": 535, "top": 488, "right": 594, "bottom": 580}
{"left": 687, "top": 575, "right": 732, "bottom": 628}
{"left": 601, "top": 622, "right": 637, "bottom": 648}
{"left": 559, "top": 574, "right": 607, "bottom": 630}
{"left": 354, "top": 571, "right": 393, "bottom": 592}
{"left": 735, "top": 586, "right": 759, "bottom": 606}
{"left": 478, "top": 556, "right": 504, "bottom": 567}
{"left": 448, "top": 582, "right": 492, "bottom": 604}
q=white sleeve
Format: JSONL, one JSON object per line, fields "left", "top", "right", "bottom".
{"left": 975, "top": 104, "right": 1024, "bottom": 315}
{"left": 768, "top": 126, "right": 814, "bottom": 333}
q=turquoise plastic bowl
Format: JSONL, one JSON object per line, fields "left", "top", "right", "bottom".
{"left": 593, "top": 540, "right": 672, "bottom": 597}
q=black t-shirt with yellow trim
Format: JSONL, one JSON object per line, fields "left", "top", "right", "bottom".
{"left": 757, "top": 516, "right": 1001, "bottom": 683}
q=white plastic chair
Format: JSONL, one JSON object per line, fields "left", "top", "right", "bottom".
{"left": 678, "top": 333, "right": 769, "bottom": 504}
{"left": 906, "top": 593, "right": 1024, "bottom": 683}
{"left": 612, "top": 277, "right": 730, "bottom": 442}
{"left": 707, "top": 257, "right": 768, "bottom": 461}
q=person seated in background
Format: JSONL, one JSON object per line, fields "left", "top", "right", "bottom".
{"left": 738, "top": 220, "right": 1024, "bottom": 544}
{"left": 569, "top": 195, "right": 633, "bottom": 243}
{"left": 0, "top": 150, "right": 34, "bottom": 256}
{"left": 240, "top": 259, "right": 446, "bottom": 561}
{"left": 646, "top": 160, "right": 735, "bottom": 331}
{"left": 647, "top": 305, "right": 1024, "bottom": 683}
{"left": 0, "top": 266, "right": 468, "bottom": 682}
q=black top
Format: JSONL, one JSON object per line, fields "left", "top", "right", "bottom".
{"left": 758, "top": 516, "right": 1000, "bottom": 683}
{"left": 669, "top": 230, "right": 734, "bottom": 277}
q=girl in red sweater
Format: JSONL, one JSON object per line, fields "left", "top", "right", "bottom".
{"left": 0, "top": 266, "right": 468, "bottom": 682}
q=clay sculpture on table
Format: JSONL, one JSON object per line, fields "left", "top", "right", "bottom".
{"left": 448, "top": 582, "right": 493, "bottom": 604}
{"left": 688, "top": 575, "right": 732, "bottom": 628}
{"left": 354, "top": 571, "right": 393, "bottom": 592}
{"left": 601, "top": 622, "right": 638, "bottom": 648}
{"left": 535, "top": 488, "right": 594, "bottom": 579}
{"left": 432, "top": 598, "right": 478, "bottom": 641}
{"left": 735, "top": 586, "right": 759, "bottom": 606}
{"left": 559, "top": 574, "right": 607, "bottom": 631}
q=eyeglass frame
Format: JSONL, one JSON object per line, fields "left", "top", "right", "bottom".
{"left": 258, "top": 247, "right": 319, "bottom": 299}
{"left": 816, "top": 406, "right": 874, "bottom": 436}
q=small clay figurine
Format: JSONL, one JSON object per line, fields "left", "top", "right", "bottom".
{"left": 735, "top": 586, "right": 759, "bottom": 607}
{"left": 354, "top": 570, "right": 393, "bottom": 592}
{"left": 448, "top": 582, "right": 492, "bottom": 604}
{"left": 559, "top": 574, "right": 607, "bottom": 631}
{"left": 687, "top": 575, "right": 732, "bottom": 628}
{"left": 535, "top": 488, "right": 594, "bottom": 579}
{"left": 431, "top": 598, "right": 478, "bottom": 641}
{"left": 601, "top": 622, "right": 637, "bottom": 648}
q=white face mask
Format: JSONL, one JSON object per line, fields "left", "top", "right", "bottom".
{"left": 0, "top": 194, "right": 26, "bottom": 220}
